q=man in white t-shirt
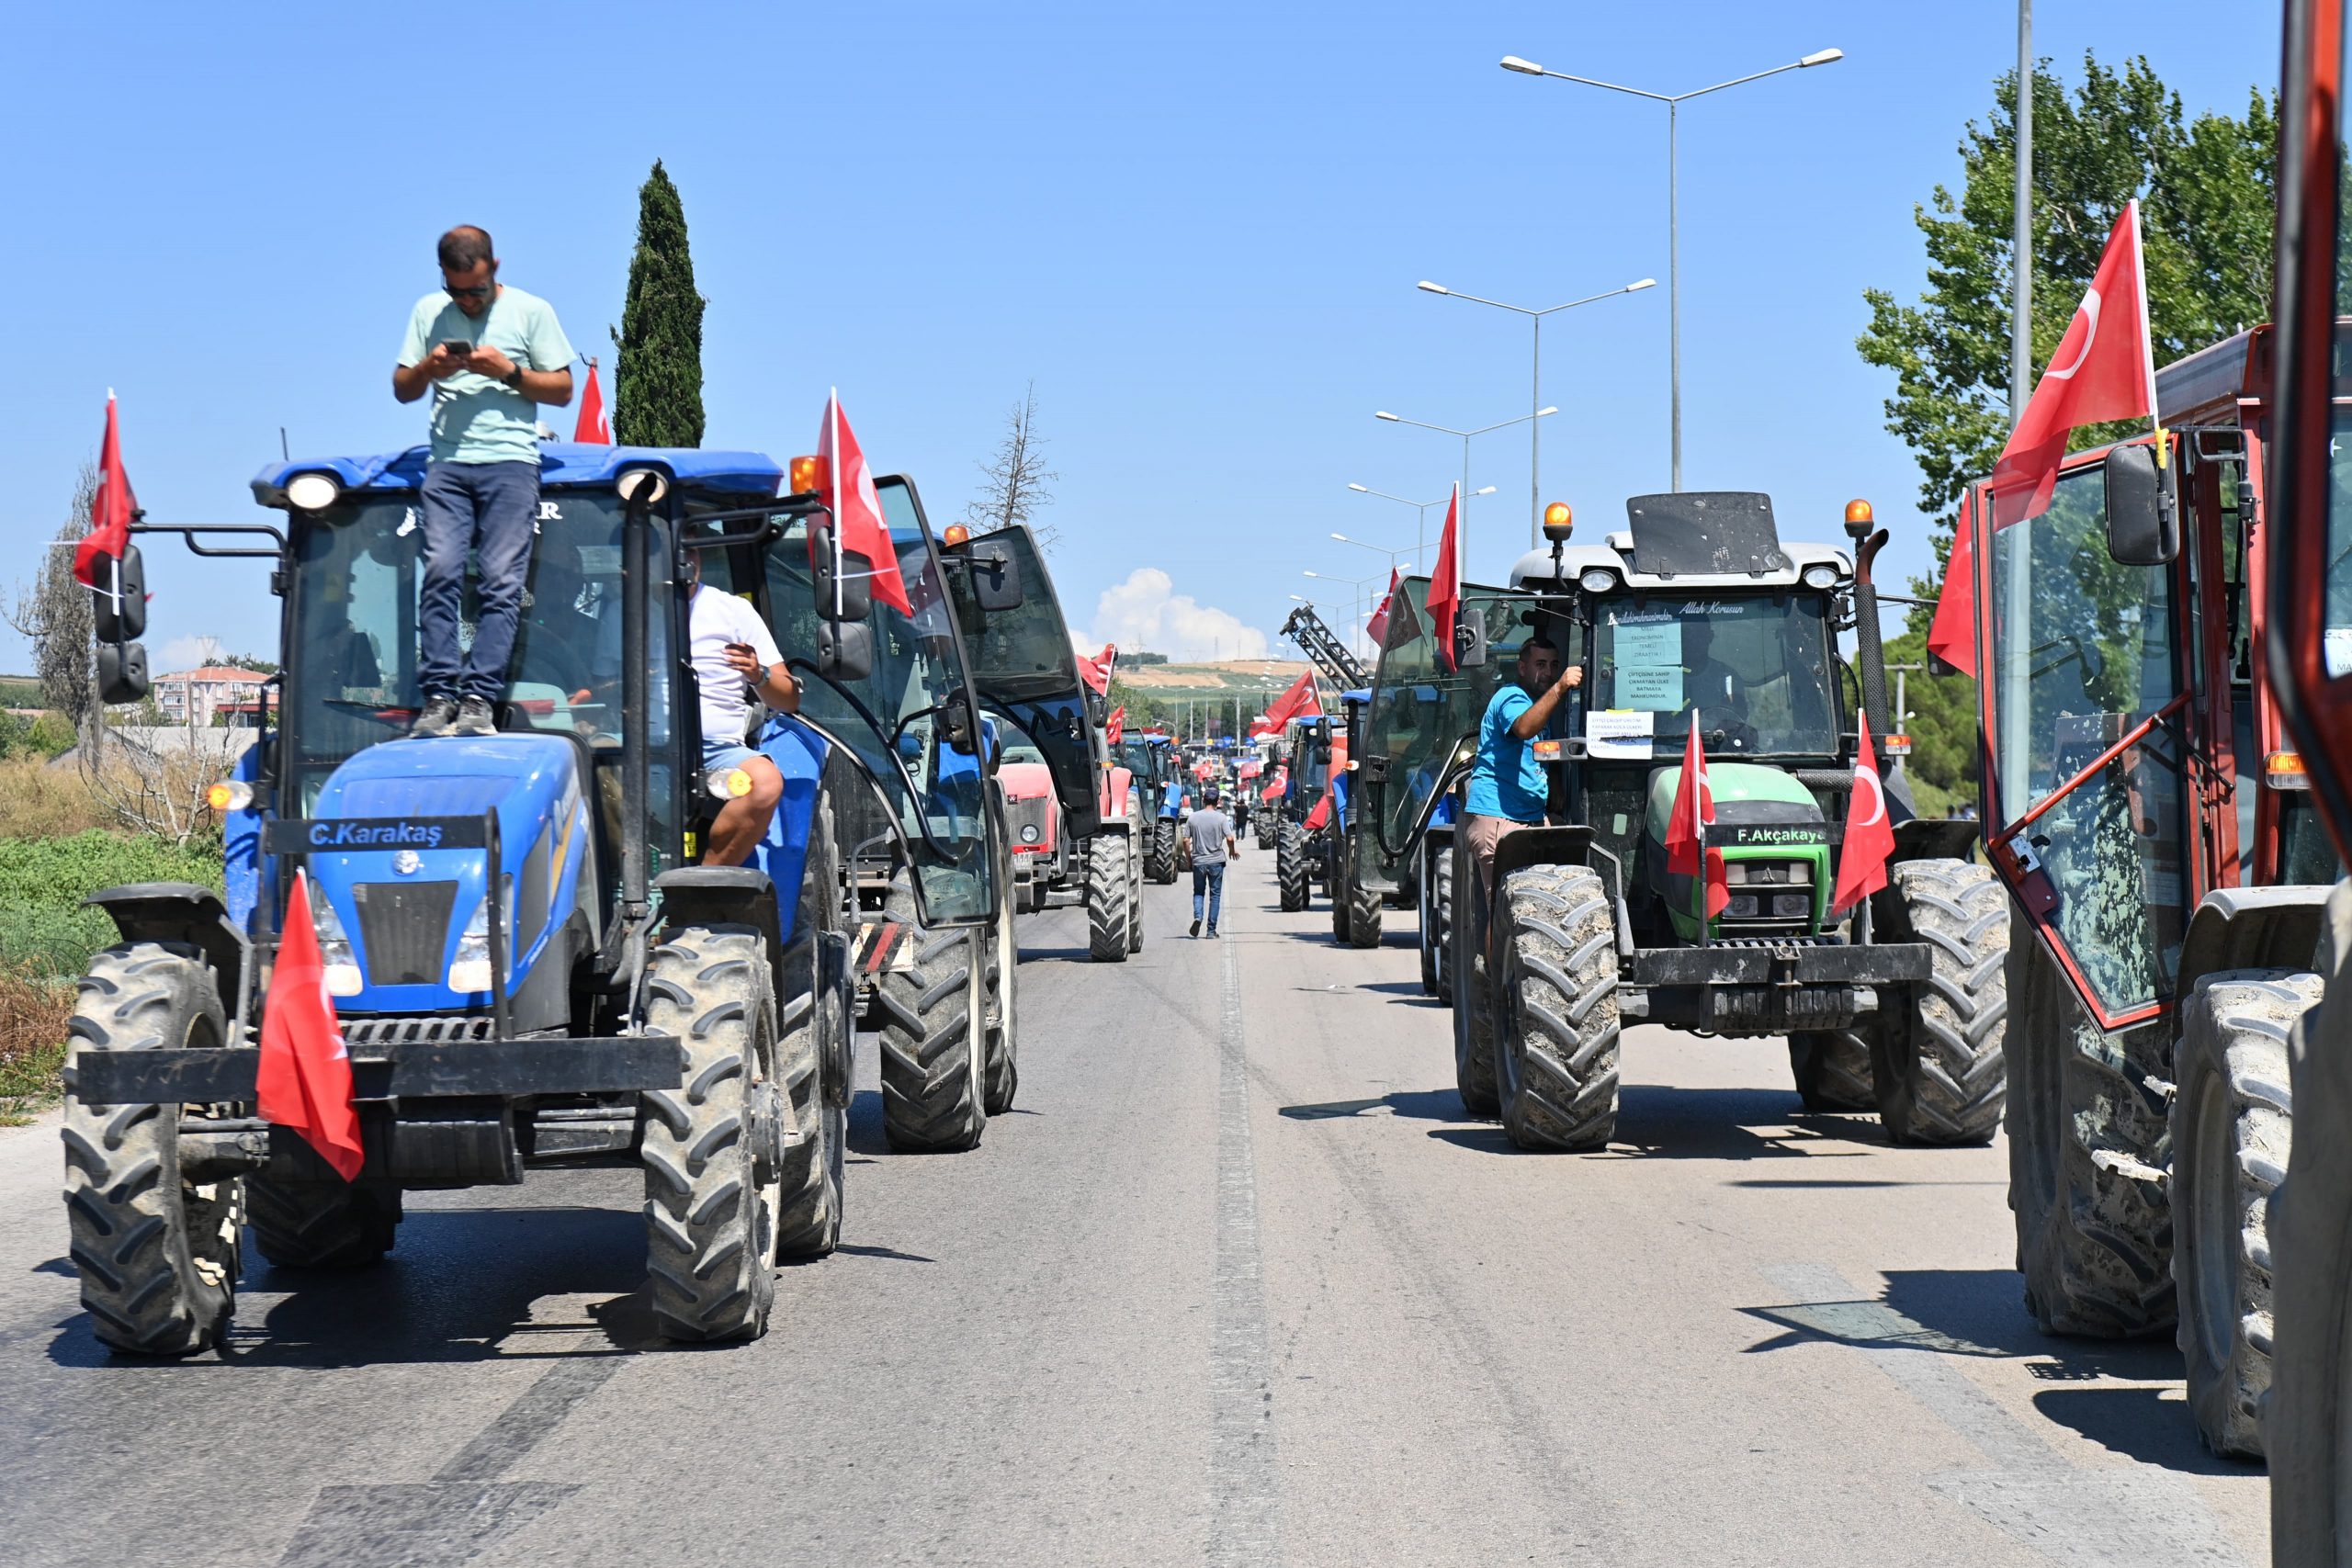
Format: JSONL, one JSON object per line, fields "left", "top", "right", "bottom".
{"left": 684, "top": 553, "right": 799, "bottom": 864}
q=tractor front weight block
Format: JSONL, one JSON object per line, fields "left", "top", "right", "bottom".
{"left": 67, "top": 1035, "right": 684, "bottom": 1107}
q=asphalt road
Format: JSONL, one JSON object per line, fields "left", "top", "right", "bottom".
{"left": 0, "top": 850, "right": 2270, "bottom": 1566}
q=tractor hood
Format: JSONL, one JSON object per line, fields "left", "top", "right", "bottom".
{"left": 302, "top": 734, "right": 594, "bottom": 1016}
{"left": 1643, "top": 760, "right": 1821, "bottom": 843}
{"left": 1643, "top": 761, "right": 1832, "bottom": 939}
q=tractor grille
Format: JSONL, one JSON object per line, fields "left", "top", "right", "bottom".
{"left": 351, "top": 881, "right": 458, "bottom": 987}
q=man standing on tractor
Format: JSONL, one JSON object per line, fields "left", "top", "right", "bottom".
{"left": 392, "top": 225, "right": 575, "bottom": 739}
{"left": 1188, "top": 785, "right": 1238, "bottom": 939}
{"left": 684, "top": 552, "right": 800, "bottom": 866}
{"left": 1464, "top": 635, "right": 1582, "bottom": 904}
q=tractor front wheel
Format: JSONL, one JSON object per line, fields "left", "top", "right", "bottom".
{"left": 1492, "top": 863, "right": 1621, "bottom": 1152}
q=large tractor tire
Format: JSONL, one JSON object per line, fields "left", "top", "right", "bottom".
{"left": 249, "top": 1180, "right": 401, "bottom": 1269}
{"left": 1329, "top": 848, "right": 1352, "bottom": 942}
{"left": 1429, "top": 837, "right": 1454, "bottom": 1004}
{"left": 1127, "top": 809, "right": 1147, "bottom": 954}
{"left": 1087, "top": 831, "right": 1133, "bottom": 963}
{"left": 2170, "top": 969, "right": 2312, "bottom": 1459}
{"left": 1345, "top": 829, "right": 1383, "bottom": 950}
{"left": 1277, "top": 821, "right": 1309, "bottom": 913}
{"left": 1493, "top": 863, "right": 1622, "bottom": 1151}
{"left": 1148, "top": 819, "right": 1179, "bottom": 885}
{"left": 984, "top": 812, "right": 1023, "bottom": 1116}
{"left": 1866, "top": 859, "right": 2007, "bottom": 1145}
{"left": 1788, "top": 1032, "right": 1876, "bottom": 1112}
{"left": 2267, "top": 886, "right": 2352, "bottom": 1564}
{"left": 876, "top": 871, "right": 989, "bottom": 1152}
{"left": 775, "top": 796, "right": 847, "bottom": 1259}
{"left": 640, "top": 925, "right": 783, "bottom": 1342}
{"left": 62, "top": 943, "right": 243, "bottom": 1357}
{"left": 2006, "top": 910, "right": 2175, "bottom": 1337}
{"left": 1450, "top": 832, "right": 1497, "bottom": 1116}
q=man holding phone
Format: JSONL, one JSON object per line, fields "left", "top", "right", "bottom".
{"left": 684, "top": 551, "right": 800, "bottom": 865}
{"left": 393, "top": 225, "right": 574, "bottom": 738}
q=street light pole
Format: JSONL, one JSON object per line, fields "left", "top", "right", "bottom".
{"left": 1501, "top": 47, "right": 1842, "bottom": 491}
{"left": 1416, "top": 277, "right": 1655, "bottom": 546}
{"left": 1374, "top": 408, "right": 1553, "bottom": 574}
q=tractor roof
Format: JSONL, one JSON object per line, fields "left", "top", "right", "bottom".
{"left": 252, "top": 444, "right": 786, "bottom": 508}
{"left": 1507, "top": 490, "right": 1850, "bottom": 592}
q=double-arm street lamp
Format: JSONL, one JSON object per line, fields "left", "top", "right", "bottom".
{"left": 1343, "top": 482, "right": 1495, "bottom": 561}
{"left": 1500, "top": 47, "right": 1842, "bottom": 491}
{"left": 1374, "top": 409, "right": 1555, "bottom": 572}
{"left": 1415, "top": 277, "right": 1656, "bottom": 546}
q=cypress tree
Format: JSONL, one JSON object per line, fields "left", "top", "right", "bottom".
{"left": 611, "top": 160, "right": 706, "bottom": 448}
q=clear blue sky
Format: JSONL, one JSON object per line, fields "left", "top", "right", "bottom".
{"left": 0, "top": 0, "right": 2284, "bottom": 672}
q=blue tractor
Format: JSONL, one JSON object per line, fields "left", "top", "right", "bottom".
{"left": 62, "top": 444, "right": 1023, "bottom": 1354}
{"left": 1273, "top": 713, "right": 1338, "bottom": 915}
{"left": 1131, "top": 734, "right": 1184, "bottom": 885}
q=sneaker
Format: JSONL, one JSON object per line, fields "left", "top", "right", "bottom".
{"left": 1189, "top": 919, "right": 1202, "bottom": 938}
{"left": 453, "top": 695, "right": 498, "bottom": 737}
{"left": 1207, "top": 925, "right": 1218, "bottom": 939}
{"left": 410, "top": 695, "right": 458, "bottom": 738}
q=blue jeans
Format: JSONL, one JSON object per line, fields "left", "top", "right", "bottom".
{"left": 1192, "top": 862, "right": 1226, "bottom": 928}
{"left": 420, "top": 460, "right": 541, "bottom": 703}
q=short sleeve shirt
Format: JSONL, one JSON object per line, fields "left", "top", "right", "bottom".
{"left": 687, "top": 585, "right": 785, "bottom": 748}
{"left": 1465, "top": 684, "right": 1546, "bottom": 822}
{"left": 1186, "top": 808, "right": 1233, "bottom": 866}
{"left": 399, "top": 286, "right": 574, "bottom": 465}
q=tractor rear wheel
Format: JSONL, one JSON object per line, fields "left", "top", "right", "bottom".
{"left": 2007, "top": 914, "right": 2174, "bottom": 1336}
{"left": 1148, "top": 820, "right": 1179, "bottom": 885}
{"left": 1450, "top": 833, "right": 1497, "bottom": 1116}
{"left": 1345, "top": 829, "right": 1382, "bottom": 950}
{"left": 1868, "top": 859, "right": 2007, "bottom": 1145}
{"left": 1087, "top": 832, "right": 1133, "bottom": 963}
{"left": 1788, "top": 1032, "right": 1875, "bottom": 1113}
{"left": 1277, "top": 822, "right": 1309, "bottom": 913}
{"left": 1493, "top": 863, "right": 1621, "bottom": 1151}
{"left": 62, "top": 943, "right": 242, "bottom": 1357}
{"left": 1430, "top": 838, "right": 1454, "bottom": 1005}
{"left": 985, "top": 813, "right": 1023, "bottom": 1116}
{"left": 775, "top": 797, "right": 847, "bottom": 1259}
{"left": 639, "top": 925, "right": 781, "bottom": 1341}
{"left": 877, "top": 871, "right": 989, "bottom": 1152}
{"left": 249, "top": 1180, "right": 401, "bottom": 1269}
{"left": 1127, "top": 809, "right": 1147, "bottom": 953}
{"left": 2171, "top": 969, "right": 2313, "bottom": 1459}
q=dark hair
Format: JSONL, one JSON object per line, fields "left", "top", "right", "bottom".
{"left": 1518, "top": 635, "right": 1560, "bottom": 659}
{"left": 438, "top": 225, "right": 494, "bottom": 273}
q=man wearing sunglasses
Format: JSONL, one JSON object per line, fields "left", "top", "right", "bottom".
{"left": 393, "top": 225, "right": 574, "bottom": 738}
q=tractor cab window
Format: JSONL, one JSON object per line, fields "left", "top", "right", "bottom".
{"left": 2327, "top": 408, "right": 2352, "bottom": 676}
{"left": 286, "top": 489, "right": 673, "bottom": 807}
{"left": 1363, "top": 575, "right": 1528, "bottom": 859}
{"left": 1588, "top": 592, "right": 1838, "bottom": 758}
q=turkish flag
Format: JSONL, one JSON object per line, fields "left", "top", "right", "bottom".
{"left": 1261, "top": 764, "right": 1288, "bottom": 803}
{"left": 1076, "top": 643, "right": 1115, "bottom": 695}
{"left": 73, "top": 392, "right": 139, "bottom": 590}
{"left": 1251, "top": 669, "right": 1321, "bottom": 737}
{"left": 573, "top": 358, "right": 610, "bottom": 444}
{"left": 1832, "top": 711, "right": 1897, "bottom": 915}
{"left": 1926, "top": 489, "right": 1978, "bottom": 676}
{"left": 1106, "top": 705, "right": 1125, "bottom": 745}
{"left": 1366, "top": 568, "right": 1401, "bottom": 646}
{"left": 1663, "top": 724, "right": 1728, "bottom": 919}
{"left": 1427, "top": 486, "right": 1462, "bottom": 671}
{"left": 256, "top": 871, "right": 365, "bottom": 1181}
{"left": 819, "top": 390, "right": 914, "bottom": 618}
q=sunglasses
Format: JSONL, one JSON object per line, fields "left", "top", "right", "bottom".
{"left": 444, "top": 282, "right": 492, "bottom": 300}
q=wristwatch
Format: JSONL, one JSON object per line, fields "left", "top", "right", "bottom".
{"left": 502, "top": 363, "right": 526, "bottom": 390}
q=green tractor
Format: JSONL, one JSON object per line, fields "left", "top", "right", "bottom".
{"left": 1355, "top": 491, "right": 2003, "bottom": 1151}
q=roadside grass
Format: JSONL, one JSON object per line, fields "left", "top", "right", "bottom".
{"left": 0, "top": 966, "right": 72, "bottom": 1125}
{"left": 0, "top": 759, "right": 119, "bottom": 840}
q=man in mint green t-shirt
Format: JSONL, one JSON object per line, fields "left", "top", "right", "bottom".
{"left": 392, "top": 225, "right": 574, "bottom": 737}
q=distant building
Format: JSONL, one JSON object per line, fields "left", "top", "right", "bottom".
{"left": 153, "top": 666, "right": 267, "bottom": 727}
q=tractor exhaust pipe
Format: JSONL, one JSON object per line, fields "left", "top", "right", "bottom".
{"left": 622, "top": 496, "right": 652, "bottom": 920}
{"left": 1844, "top": 500, "right": 1894, "bottom": 771}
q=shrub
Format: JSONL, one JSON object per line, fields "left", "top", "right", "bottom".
{"left": 0, "top": 963, "right": 73, "bottom": 1123}
{"left": 0, "top": 831, "right": 226, "bottom": 980}
{"left": 0, "top": 760, "right": 116, "bottom": 840}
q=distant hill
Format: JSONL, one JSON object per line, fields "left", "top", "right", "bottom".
{"left": 1114, "top": 659, "right": 1312, "bottom": 694}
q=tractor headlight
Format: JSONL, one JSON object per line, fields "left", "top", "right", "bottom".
{"left": 447, "top": 876, "right": 514, "bottom": 994}
{"left": 311, "top": 895, "right": 363, "bottom": 998}
{"left": 206, "top": 779, "right": 254, "bottom": 813}
{"left": 1020, "top": 823, "right": 1041, "bottom": 844}
{"left": 1801, "top": 563, "right": 1842, "bottom": 590}
{"left": 1578, "top": 568, "right": 1617, "bottom": 595}
{"left": 285, "top": 472, "right": 342, "bottom": 513}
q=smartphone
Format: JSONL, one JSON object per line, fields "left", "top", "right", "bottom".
{"left": 439, "top": 340, "right": 473, "bottom": 359}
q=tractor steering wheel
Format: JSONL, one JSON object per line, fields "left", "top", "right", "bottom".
{"left": 1692, "top": 705, "right": 1759, "bottom": 754}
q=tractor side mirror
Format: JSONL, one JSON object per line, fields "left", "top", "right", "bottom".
{"left": 809, "top": 522, "right": 875, "bottom": 622}
{"left": 817, "top": 620, "right": 873, "bottom": 682}
{"left": 92, "top": 545, "right": 146, "bottom": 643}
{"left": 1453, "top": 617, "right": 1489, "bottom": 668}
{"left": 2104, "top": 444, "right": 2178, "bottom": 566}
{"left": 964, "top": 537, "right": 1023, "bottom": 612}
{"left": 942, "top": 694, "right": 978, "bottom": 755}
{"left": 97, "top": 638, "right": 150, "bottom": 705}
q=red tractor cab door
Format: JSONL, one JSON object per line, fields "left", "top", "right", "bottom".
{"left": 941, "top": 522, "right": 1105, "bottom": 838}
{"left": 1973, "top": 440, "right": 2226, "bottom": 1031}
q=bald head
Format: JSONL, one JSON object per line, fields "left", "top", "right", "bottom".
{"left": 437, "top": 226, "right": 493, "bottom": 272}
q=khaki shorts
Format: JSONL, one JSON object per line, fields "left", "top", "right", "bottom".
{"left": 1464, "top": 812, "right": 1537, "bottom": 908}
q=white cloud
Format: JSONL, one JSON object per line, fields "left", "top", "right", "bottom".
{"left": 1078, "top": 569, "right": 1268, "bottom": 662}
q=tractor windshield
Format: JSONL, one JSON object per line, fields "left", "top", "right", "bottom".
{"left": 760, "top": 500, "right": 993, "bottom": 924}
{"left": 1588, "top": 592, "right": 1840, "bottom": 759}
{"left": 284, "top": 487, "right": 677, "bottom": 814}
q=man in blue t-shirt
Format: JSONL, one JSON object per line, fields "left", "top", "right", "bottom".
{"left": 1464, "top": 635, "right": 1583, "bottom": 906}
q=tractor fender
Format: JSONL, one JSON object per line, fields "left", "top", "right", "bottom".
{"left": 1485, "top": 825, "right": 1635, "bottom": 958}
{"left": 1100, "top": 765, "right": 1134, "bottom": 823}
{"left": 2177, "top": 885, "right": 2334, "bottom": 1002}
{"left": 1889, "top": 818, "right": 1979, "bottom": 864}
{"left": 84, "top": 883, "right": 250, "bottom": 1012}
{"left": 655, "top": 864, "right": 805, "bottom": 1017}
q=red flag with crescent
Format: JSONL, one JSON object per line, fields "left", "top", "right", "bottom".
{"left": 256, "top": 871, "right": 365, "bottom": 1181}
{"left": 1663, "top": 723, "right": 1727, "bottom": 919}
{"left": 74, "top": 393, "right": 139, "bottom": 589}
{"left": 1427, "top": 486, "right": 1462, "bottom": 671}
{"left": 1105, "top": 705, "right": 1125, "bottom": 745}
{"left": 818, "top": 390, "right": 915, "bottom": 618}
{"left": 573, "top": 358, "right": 611, "bottom": 443}
{"left": 1832, "top": 711, "right": 1897, "bottom": 915}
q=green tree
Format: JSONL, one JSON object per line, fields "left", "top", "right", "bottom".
{"left": 612, "top": 161, "right": 707, "bottom": 448}
{"left": 1858, "top": 52, "right": 2278, "bottom": 623}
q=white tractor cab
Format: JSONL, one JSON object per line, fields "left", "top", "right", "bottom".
{"left": 1353, "top": 491, "right": 2004, "bottom": 1152}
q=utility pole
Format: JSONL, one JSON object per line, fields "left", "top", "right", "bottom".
{"left": 1997, "top": 0, "right": 2035, "bottom": 821}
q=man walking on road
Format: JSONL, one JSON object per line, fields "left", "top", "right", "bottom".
{"left": 1464, "top": 635, "right": 1581, "bottom": 907}
{"left": 393, "top": 225, "right": 575, "bottom": 738}
{"left": 1188, "top": 786, "right": 1238, "bottom": 939}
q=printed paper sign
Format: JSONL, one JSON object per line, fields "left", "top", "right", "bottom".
{"left": 1611, "top": 618, "right": 1685, "bottom": 711}
{"left": 1618, "top": 666, "right": 1684, "bottom": 711}
{"left": 1586, "top": 708, "right": 1657, "bottom": 760}
{"left": 2327, "top": 627, "right": 2352, "bottom": 678}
